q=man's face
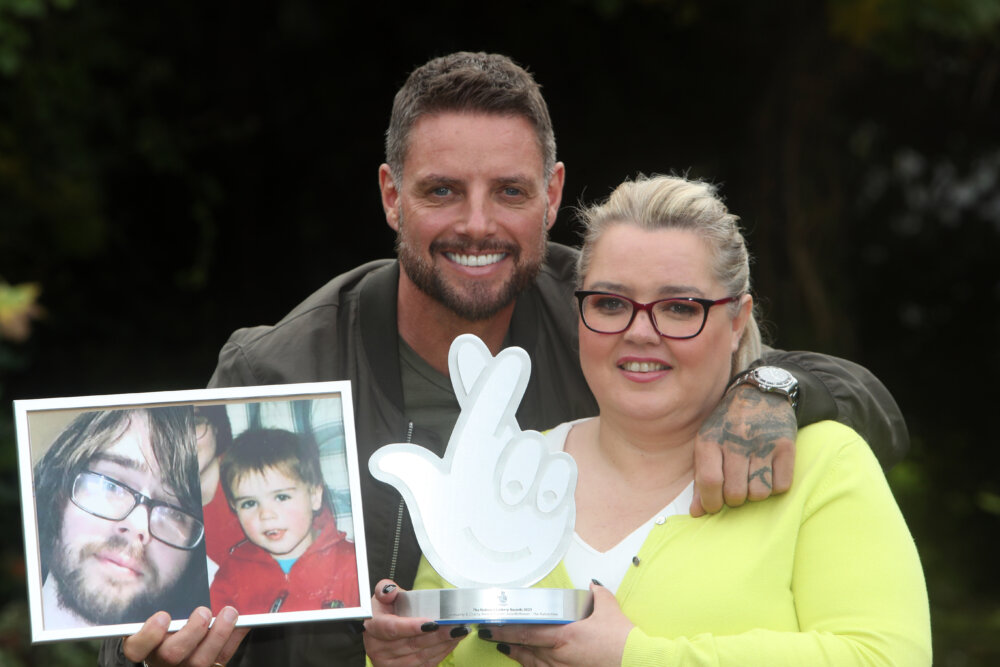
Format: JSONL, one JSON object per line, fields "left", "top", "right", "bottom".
{"left": 380, "top": 112, "right": 565, "bottom": 321}
{"left": 48, "top": 414, "right": 193, "bottom": 625}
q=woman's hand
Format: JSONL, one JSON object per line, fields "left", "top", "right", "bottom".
{"left": 122, "top": 606, "right": 248, "bottom": 667}
{"left": 364, "top": 579, "right": 468, "bottom": 667}
{"left": 477, "top": 582, "right": 632, "bottom": 667}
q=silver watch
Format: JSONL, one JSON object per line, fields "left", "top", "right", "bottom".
{"left": 728, "top": 366, "right": 800, "bottom": 410}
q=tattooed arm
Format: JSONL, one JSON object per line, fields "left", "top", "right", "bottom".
{"left": 691, "top": 388, "right": 796, "bottom": 516}
{"left": 759, "top": 348, "right": 909, "bottom": 469}
{"left": 690, "top": 348, "right": 908, "bottom": 516}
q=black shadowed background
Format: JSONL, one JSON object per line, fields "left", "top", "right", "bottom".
{"left": 1, "top": 1, "right": 998, "bottom": 664}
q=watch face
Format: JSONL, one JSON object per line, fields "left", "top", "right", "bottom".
{"left": 755, "top": 366, "right": 794, "bottom": 387}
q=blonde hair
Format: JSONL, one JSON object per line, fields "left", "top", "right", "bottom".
{"left": 576, "top": 174, "right": 761, "bottom": 373}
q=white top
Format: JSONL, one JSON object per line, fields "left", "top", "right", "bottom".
{"left": 546, "top": 419, "right": 694, "bottom": 593}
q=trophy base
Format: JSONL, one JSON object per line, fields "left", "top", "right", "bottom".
{"left": 395, "top": 588, "right": 593, "bottom": 624}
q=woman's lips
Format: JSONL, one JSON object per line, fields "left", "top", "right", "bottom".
{"left": 618, "top": 358, "right": 672, "bottom": 382}
{"left": 618, "top": 360, "right": 671, "bottom": 372}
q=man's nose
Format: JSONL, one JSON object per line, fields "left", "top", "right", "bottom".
{"left": 117, "top": 503, "right": 152, "bottom": 544}
{"left": 457, "top": 190, "right": 496, "bottom": 237}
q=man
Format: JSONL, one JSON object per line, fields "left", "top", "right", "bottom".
{"left": 35, "top": 407, "right": 209, "bottom": 630}
{"left": 106, "top": 52, "right": 907, "bottom": 666}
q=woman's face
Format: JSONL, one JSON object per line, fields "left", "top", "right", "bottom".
{"left": 578, "top": 224, "right": 750, "bottom": 431}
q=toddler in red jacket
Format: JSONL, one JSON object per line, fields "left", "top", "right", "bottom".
{"left": 208, "top": 428, "right": 359, "bottom": 615}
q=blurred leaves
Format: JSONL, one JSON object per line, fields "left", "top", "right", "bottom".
{"left": 829, "top": 0, "right": 1000, "bottom": 57}
{"left": 0, "top": 281, "right": 43, "bottom": 344}
{"left": 0, "top": 0, "right": 74, "bottom": 76}
{"left": 0, "top": 600, "right": 100, "bottom": 667}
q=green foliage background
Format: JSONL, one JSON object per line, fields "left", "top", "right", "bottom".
{"left": 1, "top": 0, "right": 998, "bottom": 664}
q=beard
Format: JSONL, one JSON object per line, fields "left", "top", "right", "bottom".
{"left": 395, "top": 211, "right": 549, "bottom": 321}
{"left": 50, "top": 533, "right": 167, "bottom": 625}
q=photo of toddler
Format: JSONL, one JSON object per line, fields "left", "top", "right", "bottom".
{"left": 209, "top": 428, "right": 359, "bottom": 614}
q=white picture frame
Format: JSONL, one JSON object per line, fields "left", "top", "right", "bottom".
{"left": 14, "top": 381, "right": 371, "bottom": 644}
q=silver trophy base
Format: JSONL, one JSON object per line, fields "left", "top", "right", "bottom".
{"left": 395, "top": 588, "right": 593, "bottom": 625}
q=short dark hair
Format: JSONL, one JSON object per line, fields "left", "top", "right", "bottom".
{"left": 385, "top": 51, "right": 556, "bottom": 183}
{"left": 221, "top": 428, "right": 325, "bottom": 508}
{"left": 33, "top": 407, "right": 200, "bottom": 575}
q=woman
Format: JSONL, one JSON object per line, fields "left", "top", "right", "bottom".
{"left": 195, "top": 404, "right": 245, "bottom": 575}
{"left": 365, "top": 175, "right": 931, "bottom": 666}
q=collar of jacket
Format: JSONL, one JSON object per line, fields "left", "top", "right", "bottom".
{"left": 358, "top": 259, "right": 545, "bottom": 411}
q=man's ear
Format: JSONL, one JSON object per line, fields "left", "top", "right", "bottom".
{"left": 379, "top": 164, "right": 401, "bottom": 232}
{"left": 544, "top": 161, "right": 566, "bottom": 231}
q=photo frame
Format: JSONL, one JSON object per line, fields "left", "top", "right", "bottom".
{"left": 14, "top": 381, "right": 371, "bottom": 644}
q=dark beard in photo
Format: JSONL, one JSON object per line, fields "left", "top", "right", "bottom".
{"left": 51, "top": 533, "right": 163, "bottom": 625}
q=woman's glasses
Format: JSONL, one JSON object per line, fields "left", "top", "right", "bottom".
{"left": 575, "top": 291, "right": 740, "bottom": 340}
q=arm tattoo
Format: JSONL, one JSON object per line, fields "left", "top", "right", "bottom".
{"left": 703, "top": 387, "right": 795, "bottom": 459}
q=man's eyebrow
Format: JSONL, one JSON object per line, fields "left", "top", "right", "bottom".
{"left": 491, "top": 173, "right": 535, "bottom": 184}
{"left": 414, "top": 174, "right": 537, "bottom": 188}
{"left": 414, "top": 174, "right": 461, "bottom": 187}
{"left": 91, "top": 452, "right": 149, "bottom": 474}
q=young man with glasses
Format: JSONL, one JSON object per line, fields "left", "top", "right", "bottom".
{"left": 34, "top": 408, "right": 209, "bottom": 630}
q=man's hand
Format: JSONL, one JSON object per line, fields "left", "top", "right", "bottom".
{"left": 122, "top": 606, "right": 248, "bottom": 667}
{"left": 691, "top": 386, "right": 796, "bottom": 517}
{"left": 363, "top": 579, "right": 467, "bottom": 667}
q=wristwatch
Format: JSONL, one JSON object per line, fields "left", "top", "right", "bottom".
{"left": 727, "top": 366, "right": 800, "bottom": 410}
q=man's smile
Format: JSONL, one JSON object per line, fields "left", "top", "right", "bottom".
{"left": 444, "top": 252, "right": 507, "bottom": 267}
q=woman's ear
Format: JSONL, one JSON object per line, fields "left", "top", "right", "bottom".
{"left": 731, "top": 294, "right": 753, "bottom": 353}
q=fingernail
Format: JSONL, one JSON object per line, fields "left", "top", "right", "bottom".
{"left": 382, "top": 584, "right": 397, "bottom": 595}
{"left": 591, "top": 578, "right": 603, "bottom": 587}
{"left": 195, "top": 607, "right": 212, "bottom": 624}
{"left": 421, "top": 621, "right": 439, "bottom": 632}
{"left": 450, "top": 625, "right": 469, "bottom": 638}
{"left": 152, "top": 611, "right": 170, "bottom": 629}
{"left": 219, "top": 606, "right": 238, "bottom": 624}
{"left": 478, "top": 627, "right": 493, "bottom": 640}
{"left": 497, "top": 643, "right": 511, "bottom": 655}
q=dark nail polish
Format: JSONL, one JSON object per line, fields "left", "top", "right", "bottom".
{"left": 478, "top": 627, "right": 493, "bottom": 640}
{"left": 450, "top": 625, "right": 469, "bottom": 638}
{"left": 591, "top": 578, "right": 603, "bottom": 586}
{"left": 497, "top": 643, "right": 511, "bottom": 655}
{"left": 421, "top": 621, "right": 439, "bottom": 632}
{"left": 382, "top": 584, "right": 397, "bottom": 595}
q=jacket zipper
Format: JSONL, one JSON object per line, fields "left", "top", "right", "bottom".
{"left": 388, "top": 421, "right": 414, "bottom": 582}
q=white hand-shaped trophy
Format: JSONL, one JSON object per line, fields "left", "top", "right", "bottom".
{"left": 369, "top": 334, "right": 592, "bottom": 623}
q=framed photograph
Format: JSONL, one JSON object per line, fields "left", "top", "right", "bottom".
{"left": 14, "top": 382, "right": 371, "bottom": 644}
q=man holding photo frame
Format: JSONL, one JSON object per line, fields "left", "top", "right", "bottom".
{"left": 102, "top": 51, "right": 909, "bottom": 667}
{"left": 34, "top": 407, "right": 210, "bottom": 630}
